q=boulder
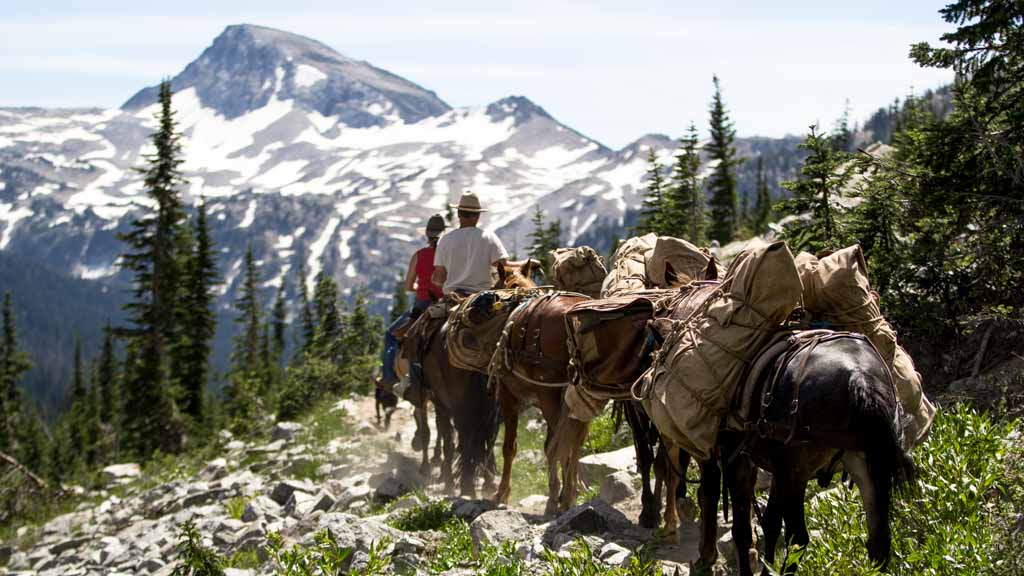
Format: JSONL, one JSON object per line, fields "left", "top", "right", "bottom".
{"left": 241, "top": 495, "right": 281, "bottom": 523}
{"left": 598, "top": 471, "right": 637, "bottom": 505}
{"left": 181, "top": 488, "right": 232, "bottom": 509}
{"left": 599, "top": 541, "right": 633, "bottom": 567}
{"left": 199, "top": 458, "right": 228, "bottom": 481}
{"left": 517, "top": 494, "right": 549, "bottom": 512}
{"left": 102, "top": 463, "right": 141, "bottom": 485}
{"left": 578, "top": 447, "right": 636, "bottom": 485}
{"left": 271, "top": 421, "right": 304, "bottom": 442}
{"left": 269, "top": 479, "right": 315, "bottom": 506}
{"left": 451, "top": 498, "right": 498, "bottom": 522}
{"left": 544, "top": 501, "right": 632, "bottom": 545}
{"left": 49, "top": 536, "right": 92, "bottom": 555}
{"left": 470, "top": 510, "right": 531, "bottom": 552}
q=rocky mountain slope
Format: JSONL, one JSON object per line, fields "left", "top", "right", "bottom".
{"left": 0, "top": 396, "right": 732, "bottom": 575}
{"left": 0, "top": 24, "right": 799, "bottom": 315}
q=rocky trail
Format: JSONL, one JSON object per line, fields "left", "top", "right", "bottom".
{"left": 1, "top": 395, "right": 742, "bottom": 575}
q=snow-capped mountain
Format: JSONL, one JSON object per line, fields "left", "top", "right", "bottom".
{"left": 0, "top": 24, "right": 798, "bottom": 314}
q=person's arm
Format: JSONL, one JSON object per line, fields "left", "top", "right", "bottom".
{"left": 489, "top": 230, "right": 510, "bottom": 268}
{"left": 404, "top": 253, "right": 417, "bottom": 292}
{"left": 432, "top": 266, "right": 447, "bottom": 288}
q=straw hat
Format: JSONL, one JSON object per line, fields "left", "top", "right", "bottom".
{"left": 450, "top": 191, "right": 487, "bottom": 213}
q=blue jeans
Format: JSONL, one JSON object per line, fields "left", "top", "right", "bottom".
{"left": 381, "top": 298, "right": 431, "bottom": 386}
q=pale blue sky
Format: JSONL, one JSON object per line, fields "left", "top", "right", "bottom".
{"left": 1, "top": 0, "right": 954, "bottom": 148}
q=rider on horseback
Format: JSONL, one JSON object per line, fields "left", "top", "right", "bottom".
{"left": 432, "top": 191, "right": 509, "bottom": 296}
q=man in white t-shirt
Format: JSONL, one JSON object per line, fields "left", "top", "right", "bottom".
{"left": 432, "top": 191, "right": 509, "bottom": 295}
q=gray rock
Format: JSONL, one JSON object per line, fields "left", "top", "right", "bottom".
{"left": 451, "top": 498, "right": 498, "bottom": 522}
{"left": 545, "top": 501, "right": 632, "bottom": 545}
{"left": 269, "top": 479, "right": 315, "bottom": 506}
{"left": 353, "top": 421, "right": 376, "bottom": 436}
{"left": 181, "top": 488, "right": 232, "bottom": 509}
{"left": 517, "top": 494, "right": 549, "bottom": 511}
{"left": 578, "top": 447, "right": 636, "bottom": 485}
{"left": 599, "top": 542, "right": 632, "bottom": 567}
{"left": 199, "top": 458, "right": 229, "bottom": 481}
{"left": 241, "top": 495, "right": 280, "bottom": 522}
{"left": 271, "top": 421, "right": 304, "bottom": 442}
{"left": 598, "top": 470, "right": 637, "bottom": 505}
{"left": 0, "top": 544, "right": 13, "bottom": 565}
{"left": 102, "top": 463, "right": 141, "bottom": 485}
{"left": 49, "top": 536, "right": 92, "bottom": 555}
{"left": 470, "top": 510, "right": 530, "bottom": 552}
{"left": 7, "top": 551, "right": 29, "bottom": 570}
{"left": 137, "top": 557, "right": 166, "bottom": 573}
{"left": 374, "top": 477, "right": 412, "bottom": 501}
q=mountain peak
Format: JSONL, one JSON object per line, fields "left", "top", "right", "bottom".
{"left": 486, "top": 96, "right": 552, "bottom": 124}
{"left": 122, "top": 24, "right": 450, "bottom": 126}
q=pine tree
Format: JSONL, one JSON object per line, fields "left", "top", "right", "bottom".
{"left": 295, "top": 253, "right": 316, "bottom": 354}
{"left": 751, "top": 156, "right": 772, "bottom": 235}
{"left": 389, "top": 276, "right": 408, "bottom": 323}
{"left": 116, "top": 80, "right": 186, "bottom": 457}
{"left": 0, "top": 291, "right": 31, "bottom": 453}
{"left": 232, "top": 244, "right": 263, "bottom": 377}
{"left": 176, "top": 197, "right": 218, "bottom": 422}
{"left": 311, "top": 273, "right": 342, "bottom": 361}
{"left": 706, "top": 75, "right": 740, "bottom": 244}
{"left": 635, "top": 149, "right": 667, "bottom": 235}
{"left": 68, "top": 337, "right": 87, "bottom": 458}
{"left": 271, "top": 283, "right": 287, "bottom": 366}
{"left": 96, "top": 322, "right": 118, "bottom": 424}
{"left": 778, "top": 125, "right": 850, "bottom": 252}
{"left": 665, "top": 123, "right": 705, "bottom": 243}
{"left": 527, "top": 206, "right": 561, "bottom": 278}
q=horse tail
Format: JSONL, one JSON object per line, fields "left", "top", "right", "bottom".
{"left": 454, "top": 370, "right": 500, "bottom": 481}
{"left": 546, "top": 399, "right": 590, "bottom": 484}
{"left": 849, "top": 372, "right": 916, "bottom": 493}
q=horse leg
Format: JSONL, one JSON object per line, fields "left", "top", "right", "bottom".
{"left": 436, "top": 406, "right": 455, "bottom": 492}
{"left": 780, "top": 475, "right": 810, "bottom": 575}
{"left": 625, "top": 403, "right": 659, "bottom": 529}
{"left": 762, "top": 472, "right": 786, "bottom": 569}
{"left": 537, "top": 389, "right": 564, "bottom": 515}
{"left": 431, "top": 409, "right": 444, "bottom": 466}
{"left": 844, "top": 452, "right": 892, "bottom": 570}
{"left": 694, "top": 457, "right": 721, "bottom": 574}
{"left": 723, "top": 452, "right": 758, "bottom": 576}
{"left": 414, "top": 401, "right": 432, "bottom": 477}
{"left": 661, "top": 439, "right": 682, "bottom": 534}
{"left": 495, "top": 385, "right": 519, "bottom": 506}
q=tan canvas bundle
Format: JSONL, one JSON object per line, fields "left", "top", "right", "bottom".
{"left": 795, "top": 246, "right": 935, "bottom": 445}
{"left": 446, "top": 290, "right": 526, "bottom": 373}
{"left": 640, "top": 241, "right": 804, "bottom": 461}
{"left": 600, "top": 233, "right": 657, "bottom": 297}
{"left": 648, "top": 236, "right": 712, "bottom": 287}
{"left": 551, "top": 246, "right": 607, "bottom": 298}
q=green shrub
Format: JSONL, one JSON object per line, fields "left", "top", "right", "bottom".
{"left": 541, "top": 538, "right": 660, "bottom": 575}
{"left": 389, "top": 499, "right": 452, "bottom": 532}
{"left": 583, "top": 407, "right": 632, "bottom": 456}
{"left": 224, "top": 496, "right": 247, "bottom": 521}
{"left": 427, "top": 518, "right": 474, "bottom": 573}
{"left": 171, "top": 520, "right": 226, "bottom": 576}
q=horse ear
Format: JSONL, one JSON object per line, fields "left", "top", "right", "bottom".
{"left": 664, "top": 261, "right": 680, "bottom": 287}
{"left": 704, "top": 256, "right": 718, "bottom": 281}
{"left": 520, "top": 258, "right": 543, "bottom": 279}
{"left": 497, "top": 261, "right": 508, "bottom": 283}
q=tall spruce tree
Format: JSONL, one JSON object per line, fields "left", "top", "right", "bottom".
{"left": 751, "top": 156, "right": 772, "bottom": 235}
{"left": 176, "top": 197, "right": 218, "bottom": 422}
{"left": 778, "top": 125, "right": 850, "bottom": 252}
{"left": 311, "top": 273, "right": 342, "bottom": 361}
{"left": 232, "top": 244, "right": 264, "bottom": 377}
{"left": 295, "top": 253, "right": 316, "bottom": 354}
{"left": 706, "top": 75, "right": 740, "bottom": 244}
{"left": 116, "top": 80, "right": 186, "bottom": 457}
{"left": 389, "top": 276, "right": 408, "bottom": 323}
{"left": 666, "top": 123, "right": 705, "bottom": 243}
{"left": 527, "top": 205, "right": 561, "bottom": 278}
{"left": 271, "top": 283, "right": 287, "bottom": 366}
{"left": 0, "top": 291, "right": 31, "bottom": 453}
{"left": 96, "top": 321, "right": 118, "bottom": 425}
{"left": 636, "top": 149, "right": 667, "bottom": 235}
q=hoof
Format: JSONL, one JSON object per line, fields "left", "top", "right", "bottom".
{"left": 638, "top": 509, "right": 658, "bottom": 530}
{"left": 655, "top": 525, "right": 678, "bottom": 540}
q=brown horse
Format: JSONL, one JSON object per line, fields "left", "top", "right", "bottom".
{"left": 478, "top": 265, "right": 589, "bottom": 513}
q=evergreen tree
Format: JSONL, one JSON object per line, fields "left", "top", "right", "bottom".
{"left": 232, "top": 244, "right": 264, "bottom": 377}
{"left": 271, "top": 283, "right": 287, "bottom": 366}
{"left": 665, "top": 123, "right": 705, "bottom": 243}
{"left": 751, "top": 156, "right": 772, "bottom": 235}
{"left": 96, "top": 321, "right": 118, "bottom": 424}
{"left": 176, "top": 197, "right": 218, "bottom": 422}
{"left": 311, "top": 273, "right": 342, "bottom": 361}
{"left": 71, "top": 337, "right": 85, "bottom": 408}
{"left": 295, "top": 253, "right": 316, "bottom": 354}
{"left": 389, "top": 276, "right": 408, "bottom": 323}
{"left": 67, "top": 337, "right": 88, "bottom": 460}
{"left": 0, "top": 291, "right": 31, "bottom": 453}
{"left": 778, "top": 125, "right": 850, "bottom": 252}
{"left": 706, "top": 75, "right": 740, "bottom": 244}
{"left": 635, "top": 149, "right": 667, "bottom": 235}
{"left": 116, "top": 80, "right": 186, "bottom": 457}
{"left": 527, "top": 206, "right": 561, "bottom": 278}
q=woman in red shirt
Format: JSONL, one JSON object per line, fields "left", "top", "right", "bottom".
{"left": 381, "top": 214, "right": 446, "bottom": 387}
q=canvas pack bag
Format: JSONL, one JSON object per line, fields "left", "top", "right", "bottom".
{"left": 648, "top": 236, "right": 713, "bottom": 287}
{"left": 446, "top": 290, "right": 525, "bottom": 373}
{"left": 795, "top": 246, "right": 935, "bottom": 445}
{"left": 640, "top": 241, "right": 804, "bottom": 461}
{"left": 600, "top": 233, "right": 657, "bottom": 297}
{"left": 551, "top": 246, "right": 608, "bottom": 298}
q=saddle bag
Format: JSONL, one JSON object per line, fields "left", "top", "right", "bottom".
{"left": 551, "top": 246, "right": 607, "bottom": 298}
{"left": 600, "top": 233, "right": 657, "bottom": 297}
{"left": 446, "top": 290, "right": 526, "bottom": 373}
{"left": 640, "top": 241, "right": 804, "bottom": 461}
{"left": 648, "top": 236, "right": 714, "bottom": 287}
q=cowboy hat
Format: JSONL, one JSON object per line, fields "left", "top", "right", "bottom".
{"left": 450, "top": 191, "right": 487, "bottom": 213}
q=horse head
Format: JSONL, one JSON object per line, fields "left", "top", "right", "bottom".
{"left": 495, "top": 259, "right": 541, "bottom": 290}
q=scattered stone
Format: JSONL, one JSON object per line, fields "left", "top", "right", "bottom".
{"left": 517, "top": 494, "right": 549, "bottom": 511}
{"left": 578, "top": 447, "right": 636, "bottom": 485}
{"left": 271, "top": 421, "right": 304, "bottom": 443}
{"left": 545, "top": 501, "right": 632, "bottom": 544}
{"left": 49, "top": 536, "right": 92, "bottom": 555}
{"left": 660, "top": 560, "right": 690, "bottom": 575}
{"left": 470, "top": 510, "right": 531, "bottom": 552}
{"left": 451, "top": 498, "right": 498, "bottom": 522}
{"left": 199, "top": 458, "right": 228, "bottom": 481}
{"left": 599, "top": 542, "right": 632, "bottom": 567}
{"left": 102, "top": 463, "right": 141, "bottom": 485}
{"left": 525, "top": 419, "right": 544, "bottom": 433}
{"left": 269, "top": 479, "right": 315, "bottom": 506}
{"left": 7, "top": 551, "right": 29, "bottom": 570}
{"left": 374, "top": 477, "right": 412, "bottom": 501}
{"left": 391, "top": 496, "right": 420, "bottom": 511}
{"left": 353, "top": 421, "right": 376, "bottom": 436}
{"left": 598, "top": 470, "right": 637, "bottom": 505}
{"left": 181, "top": 488, "right": 232, "bottom": 509}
